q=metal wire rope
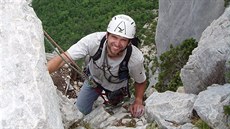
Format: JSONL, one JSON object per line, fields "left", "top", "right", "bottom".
{"left": 43, "top": 30, "right": 97, "bottom": 87}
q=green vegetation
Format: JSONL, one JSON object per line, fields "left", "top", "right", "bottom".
{"left": 226, "top": 61, "right": 230, "bottom": 83}
{"left": 191, "top": 110, "right": 211, "bottom": 129}
{"left": 224, "top": 62, "right": 230, "bottom": 127}
{"left": 146, "top": 122, "right": 158, "bottom": 129}
{"left": 32, "top": 0, "right": 158, "bottom": 52}
{"left": 225, "top": 0, "right": 230, "bottom": 7}
{"left": 224, "top": 105, "right": 230, "bottom": 115}
{"left": 139, "top": 12, "right": 158, "bottom": 46}
{"left": 225, "top": 105, "right": 230, "bottom": 127}
{"left": 194, "top": 119, "right": 211, "bottom": 129}
{"left": 155, "top": 38, "right": 198, "bottom": 92}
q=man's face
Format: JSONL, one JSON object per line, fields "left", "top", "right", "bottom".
{"left": 106, "top": 33, "right": 130, "bottom": 57}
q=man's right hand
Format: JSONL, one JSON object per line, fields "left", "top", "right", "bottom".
{"left": 129, "top": 102, "right": 145, "bottom": 118}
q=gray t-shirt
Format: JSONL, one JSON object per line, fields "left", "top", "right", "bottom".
{"left": 67, "top": 32, "right": 146, "bottom": 91}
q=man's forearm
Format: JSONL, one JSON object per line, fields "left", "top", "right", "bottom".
{"left": 47, "top": 52, "right": 71, "bottom": 73}
{"left": 134, "top": 80, "right": 146, "bottom": 104}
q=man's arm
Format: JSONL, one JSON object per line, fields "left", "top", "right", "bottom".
{"left": 134, "top": 80, "right": 146, "bottom": 105}
{"left": 47, "top": 52, "right": 72, "bottom": 73}
{"left": 129, "top": 80, "right": 147, "bottom": 118}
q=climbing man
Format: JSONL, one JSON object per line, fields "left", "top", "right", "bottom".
{"left": 47, "top": 14, "right": 147, "bottom": 118}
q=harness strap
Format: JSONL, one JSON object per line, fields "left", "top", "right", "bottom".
{"left": 91, "top": 35, "right": 106, "bottom": 61}
{"left": 93, "top": 79, "right": 129, "bottom": 105}
{"left": 118, "top": 45, "right": 132, "bottom": 80}
{"left": 93, "top": 80, "right": 110, "bottom": 104}
{"left": 94, "top": 86, "right": 109, "bottom": 104}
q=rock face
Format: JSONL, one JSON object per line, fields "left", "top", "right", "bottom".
{"left": 145, "top": 91, "right": 197, "bottom": 129}
{"left": 0, "top": 1, "right": 63, "bottom": 128}
{"left": 181, "top": 7, "right": 230, "bottom": 94}
{"left": 78, "top": 84, "right": 229, "bottom": 129}
{"left": 194, "top": 84, "right": 230, "bottom": 129}
{"left": 155, "top": 0, "right": 225, "bottom": 56}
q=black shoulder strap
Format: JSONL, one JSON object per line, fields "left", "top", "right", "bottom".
{"left": 118, "top": 45, "right": 132, "bottom": 80}
{"left": 91, "top": 35, "right": 106, "bottom": 61}
{"left": 131, "top": 36, "right": 140, "bottom": 48}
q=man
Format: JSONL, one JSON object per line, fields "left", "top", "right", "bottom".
{"left": 47, "top": 14, "right": 146, "bottom": 118}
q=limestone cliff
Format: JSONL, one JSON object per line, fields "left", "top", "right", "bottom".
{"left": 155, "top": 0, "right": 225, "bottom": 56}
{"left": 0, "top": 1, "right": 63, "bottom": 128}
{"left": 181, "top": 7, "right": 230, "bottom": 94}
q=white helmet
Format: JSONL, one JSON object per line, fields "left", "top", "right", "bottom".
{"left": 107, "top": 14, "right": 136, "bottom": 39}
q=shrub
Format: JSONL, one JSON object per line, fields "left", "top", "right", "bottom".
{"left": 155, "top": 38, "right": 198, "bottom": 92}
{"left": 225, "top": 0, "right": 230, "bottom": 7}
{"left": 194, "top": 119, "right": 211, "bottom": 129}
{"left": 224, "top": 105, "right": 230, "bottom": 115}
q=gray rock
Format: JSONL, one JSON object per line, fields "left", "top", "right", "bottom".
{"left": 56, "top": 90, "right": 83, "bottom": 129}
{"left": 155, "top": 0, "right": 225, "bottom": 56}
{"left": 180, "top": 123, "right": 198, "bottom": 129}
{"left": 194, "top": 84, "right": 230, "bottom": 129}
{"left": 81, "top": 86, "right": 229, "bottom": 129}
{"left": 105, "top": 126, "right": 147, "bottom": 129}
{"left": 0, "top": 0, "right": 63, "bottom": 128}
{"left": 225, "top": 56, "right": 230, "bottom": 82}
{"left": 145, "top": 91, "right": 197, "bottom": 128}
{"left": 181, "top": 7, "right": 230, "bottom": 94}
{"left": 83, "top": 106, "right": 111, "bottom": 128}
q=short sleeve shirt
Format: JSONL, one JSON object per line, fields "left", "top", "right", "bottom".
{"left": 67, "top": 32, "right": 146, "bottom": 91}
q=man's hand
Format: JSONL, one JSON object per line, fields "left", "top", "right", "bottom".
{"left": 129, "top": 80, "right": 146, "bottom": 118}
{"left": 129, "top": 102, "right": 145, "bottom": 118}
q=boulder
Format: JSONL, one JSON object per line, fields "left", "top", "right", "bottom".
{"left": 0, "top": 0, "right": 63, "bottom": 128}
{"left": 194, "top": 84, "right": 230, "bottom": 129}
{"left": 145, "top": 91, "right": 197, "bottom": 129}
{"left": 181, "top": 7, "right": 230, "bottom": 94}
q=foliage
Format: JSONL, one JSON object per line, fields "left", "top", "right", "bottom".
{"left": 191, "top": 110, "right": 211, "bottom": 129}
{"left": 224, "top": 105, "right": 230, "bottom": 115}
{"left": 155, "top": 38, "right": 198, "bottom": 92}
{"left": 146, "top": 122, "right": 159, "bottom": 129}
{"left": 194, "top": 119, "right": 211, "bottom": 129}
{"left": 225, "top": 0, "right": 230, "bottom": 7}
{"left": 225, "top": 61, "right": 230, "bottom": 83}
{"left": 225, "top": 62, "right": 230, "bottom": 123}
{"left": 225, "top": 63, "right": 230, "bottom": 127}
{"left": 140, "top": 14, "right": 158, "bottom": 46}
{"left": 32, "top": 0, "right": 158, "bottom": 52}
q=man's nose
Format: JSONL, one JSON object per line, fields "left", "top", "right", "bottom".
{"left": 114, "top": 39, "right": 123, "bottom": 47}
